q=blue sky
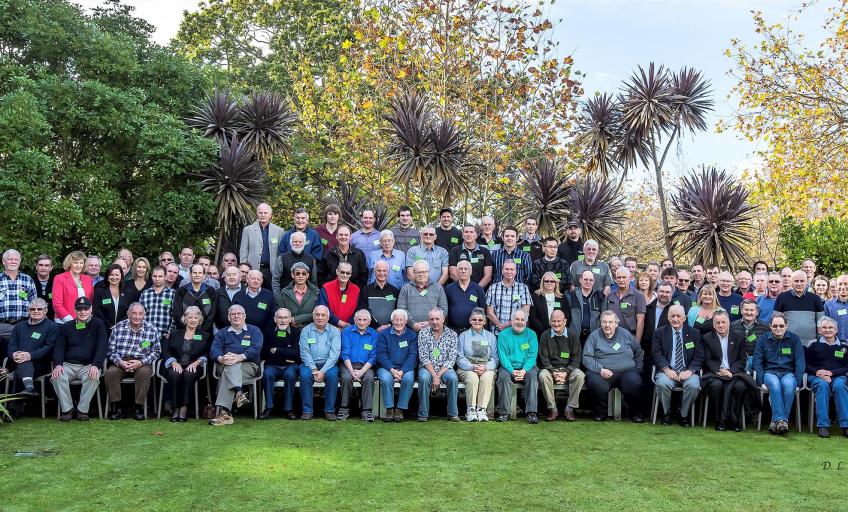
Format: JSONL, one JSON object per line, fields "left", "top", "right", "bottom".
{"left": 78, "top": 0, "right": 832, "bottom": 179}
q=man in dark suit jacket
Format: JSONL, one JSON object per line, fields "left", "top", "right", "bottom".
{"left": 652, "top": 304, "right": 703, "bottom": 426}
{"left": 701, "top": 309, "right": 749, "bottom": 431}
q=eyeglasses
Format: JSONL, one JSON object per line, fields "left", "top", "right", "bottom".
{"left": 768, "top": 280, "right": 781, "bottom": 283}
{"left": 470, "top": 317, "right": 485, "bottom": 322}
{"left": 337, "top": 270, "right": 351, "bottom": 276}
{"left": 293, "top": 271, "right": 309, "bottom": 276}
{"left": 28, "top": 307, "right": 45, "bottom": 312}
{"left": 421, "top": 233, "right": 435, "bottom": 236}
{"left": 771, "top": 324, "right": 786, "bottom": 329}
{"left": 542, "top": 280, "right": 557, "bottom": 284}
{"left": 678, "top": 279, "right": 690, "bottom": 283}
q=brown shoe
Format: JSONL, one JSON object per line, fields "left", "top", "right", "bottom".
{"left": 208, "top": 411, "right": 234, "bottom": 426}
{"left": 300, "top": 413, "right": 313, "bottom": 420}
{"left": 564, "top": 408, "right": 577, "bottom": 422}
{"left": 325, "top": 412, "right": 337, "bottom": 421}
{"left": 546, "top": 407, "right": 558, "bottom": 421}
{"left": 393, "top": 409, "right": 404, "bottom": 422}
{"left": 59, "top": 411, "right": 73, "bottom": 422}
{"left": 235, "top": 390, "right": 249, "bottom": 409}
{"left": 76, "top": 412, "right": 90, "bottom": 422}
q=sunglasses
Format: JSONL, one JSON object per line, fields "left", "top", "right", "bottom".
{"left": 28, "top": 307, "right": 45, "bottom": 312}
{"left": 543, "top": 280, "right": 557, "bottom": 284}
{"left": 337, "top": 270, "right": 352, "bottom": 276}
{"left": 768, "top": 280, "right": 781, "bottom": 283}
{"left": 421, "top": 233, "right": 435, "bottom": 236}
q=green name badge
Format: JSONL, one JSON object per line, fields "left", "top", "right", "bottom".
{"left": 480, "top": 339, "right": 489, "bottom": 346}
{"left": 385, "top": 295, "right": 395, "bottom": 301}
{"left": 399, "top": 341, "right": 408, "bottom": 348}
{"left": 592, "top": 268, "right": 601, "bottom": 274}
{"left": 432, "top": 348, "right": 441, "bottom": 357}
{"left": 512, "top": 294, "right": 520, "bottom": 301}
{"left": 75, "top": 322, "right": 85, "bottom": 330}
{"left": 141, "top": 341, "right": 151, "bottom": 349}
{"left": 673, "top": 300, "right": 680, "bottom": 305}
{"left": 102, "top": 298, "right": 112, "bottom": 305}
{"left": 258, "top": 302, "right": 267, "bottom": 310}
{"left": 31, "top": 332, "right": 41, "bottom": 339}
{"left": 695, "top": 316, "right": 705, "bottom": 324}
{"left": 420, "top": 289, "right": 428, "bottom": 296}
{"left": 470, "top": 257, "right": 479, "bottom": 264}
{"left": 450, "top": 237, "right": 459, "bottom": 244}
{"left": 409, "top": 239, "right": 417, "bottom": 245}
{"left": 487, "top": 240, "right": 494, "bottom": 247}
{"left": 17, "top": 290, "right": 27, "bottom": 299}
{"left": 836, "top": 350, "right": 845, "bottom": 359}
{"left": 554, "top": 301, "right": 561, "bottom": 308}
{"left": 364, "top": 344, "right": 373, "bottom": 350}
{"left": 48, "top": 293, "right": 52, "bottom": 299}
{"left": 321, "top": 238, "right": 328, "bottom": 246}
{"left": 731, "top": 306, "right": 740, "bottom": 315}
{"left": 839, "top": 309, "right": 847, "bottom": 316}
{"left": 373, "top": 240, "right": 380, "bottom": 247}
{"left": 241, "top": 339, "right": 250, "bottom": 347}
{"left": 307, "top": 337, "right": 316, "bottom": 344}
{"left": 520, "top": 343, "right": 530, "bottom": 351}
{"left": 577, "top": 255, "right": 585, "bottom": 261}
{"left": 781, "top": 347, "right": 791, "bottom": 355}
{"left": 469, "top": 294, "right": 478, "bottom": 302}
{"left": 560, "top": 351, "right": 570, "bottom": 358}
{"left": 193, "top": 334, "right": 202, "bottom": 340}
{"left": 513, "top": 258, "right": 522, "bottom": 264}
{"left": 522, "top": 246, "right": 530, "bottom": 252}
{"left": 685, "top": 342, "right": 695, "bottom": 350}
{"left": 271, "top": 238, "right": 278, "bottom": 244}
{"left": 202, "top": 298, "right": 211, "bottom": 305}
{"left": 620, "top": 302, "right": 629, "bottom": 309}
{"left": 555, "top": 273, "right": 561, "bottom": 279}
{"left": 392, "top": 265, "right": 401, "bottom": 271}
{"left": 277, "top": 330, "right": 287, "bottom": 337}
{"left": 747, "top": 333, "right": 757, "bottom": 342}
{"left": 612, "top": 342, "right": 621, "bottom": 351}
{"left": 162, "top": 298, "right": 172, "bottom": 305}
{"left": 341, "top": 294, "right": 348, "bottom": 303}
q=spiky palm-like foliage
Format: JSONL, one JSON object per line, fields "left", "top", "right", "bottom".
{"left": 567, "top": 177, "right": 627, "bottom": 248}
{"left": 516, "top": 158, "right": 573, "bottom": 237}
{"left": 333, "top": 181, "right": 391, "bottom": 232}
{"left": 186, "top": 89, "right": 240, "bottom": 142}
{"left": 237, "top": 92, "right": 297, "bottom": 161}
{"left": 196, "top": 136, "right": 266, "bottom": 259}
{"left": 384, "top": 91, "right": 471, "bottom": 215}
{"left": 669, "top": 166, "right": 754, "bottom": 272}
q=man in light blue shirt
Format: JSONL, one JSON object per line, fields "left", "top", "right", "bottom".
{"left": 299, "top": 305, "right": 341, "bottom": 420}
{"left": 368, "top": 230, "right": 406, "bottom": 289}
{"left": 405, "top": 225, "right": 449, "bottom": 286}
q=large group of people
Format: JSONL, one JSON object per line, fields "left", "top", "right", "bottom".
{"left": 2, "top": 204, "right": 847, "bottom": 439}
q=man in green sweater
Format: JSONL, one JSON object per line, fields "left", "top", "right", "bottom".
{"left": 495, "top": 309, "right": 539, "bottom": 423}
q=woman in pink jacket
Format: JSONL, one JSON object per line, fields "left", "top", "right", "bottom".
{"left": 52, "top": 250, "right": 94, "bottom": 323}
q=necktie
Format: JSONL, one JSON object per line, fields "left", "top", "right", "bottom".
{"left": 674, "top": 330, "right": 685, "bottom": 373}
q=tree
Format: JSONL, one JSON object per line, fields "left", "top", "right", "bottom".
{"left": 726, "top": 4, "right": 848, "bottom": 221}
{"left": 0, "top": 0, "right": 217, "bottom": 265}
{"left": 779, "top": 217, "right": 848, "bottom": 277}
{"left": 576, "top": 64, "right": 713, "bottom": 259}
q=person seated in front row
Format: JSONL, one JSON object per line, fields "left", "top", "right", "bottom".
{"left": 805, "top": 316, "right": 848, "bottom": 438}
{"left": 259, "top": 308, "right": 302, "bottom": 420}
{"left": 298, "top": 305, "right": 341, "bottom": 421}
{"left": 338, "top": 309, "right": 379, "bottom": 422}
{"left": 495, "top": 309, "right": 540, "bottom": 424}
{"left": 416, "top": 308, "right": 460, "bottom": 422}
{"left": 105, "top": 302, "right": 161, "bottom": 421}
{"left": 456, "top": 308, "right": 499, "bottom": 422}
{"left": 538, "top": 309, "right": 585, "bottom": 422}
{"left": 208, "top": 304, "right": 263, "bottom": 426}
{"left": 753, "top": 312, "right": 805, "bottom": 435}
{"left": 651, "top": 304, "right": 703, "bottom": 427}
{"left": 582, "top": 310, "right": 644, "bottom": 423}
{"left": 162, "top": 306, "right": 210, "bottom": 422}
{"left": 7, "top": 298, "right": 58, "bottom": 401}
{"left": 701, "top": 310, "right": 749, "bottom": 431}
{"left": 375, "top": 309, "right": 418, "bottom": 422}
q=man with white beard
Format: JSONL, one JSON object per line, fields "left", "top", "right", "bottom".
{"left": 272, "top": 231, "right": 317, "bottom": 300}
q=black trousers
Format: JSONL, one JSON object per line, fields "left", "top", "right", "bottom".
{"left": 260, "top": 264, "right": 272, "bottom": 290}
{"left": 585, "top": 368, "right": 643, "bottom": 415}
{"left": 702, "top": 374, "right": 742, "bottom": 425}
{"left": 9, "top": 359, "right": 51, "bottom": 391}
{"left": 167, "top": 366, "right": 201, "bottom": 409}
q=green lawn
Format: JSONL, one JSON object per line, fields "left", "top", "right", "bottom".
{"left": 0, "top": 415, "right": 840, "bottom": 511}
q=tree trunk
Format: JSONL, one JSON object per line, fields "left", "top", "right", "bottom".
{"left": 650, "top": 128, "right": 677, "bottom": 260}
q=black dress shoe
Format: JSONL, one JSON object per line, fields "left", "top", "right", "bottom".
{"left": 108, "top": 406, "right": 124, "bottom": 420}
{"left": 133, "top": 408, "right": 145, "bottom": 421}
{"left": 679, "top": 416, "right": 692, "bottom": 427}
{"left": 170, "top": 416, "right": 180, "bottom": 422}
{"left": 715, "top": 423, "right": 726, "bottom": 431}
{"left": 594, "top": 413, "right": 607, "bottom": 422}
{"left": 285, "top": 411, "right": 298, "bottom": 420}
{"left": 818, "top": 427, "right": 830, "bottom": 438}
{"left": 177, "top": 417, "right": 187, "bottom": 422}
{"left": 733, "top": 425, "right": 743, "bottom": 432}
{"left": 661, "top": 413, "right": 672, "bottom": 426}
{"left": 258, "top": 408, "right": 272, "bottom": 420}
{"left": 631, "top": 415, "right": 644, "bottom": 424}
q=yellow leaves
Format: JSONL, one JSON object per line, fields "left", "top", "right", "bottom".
{"left": 354, "top": 30, "right": 364, "bottom": 41}
{"left": 342, "top": 40, "right": 353, "bottom": 49}
{"left": 395, "top": 69, "right": 407, "bottom": 79}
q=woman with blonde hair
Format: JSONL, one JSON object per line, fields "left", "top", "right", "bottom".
{"left": 635, "top": 272, "right": 656, "bottom": 306}
{"left": 126, "top": 257, "right": 152, "bottom": 302}
{"left": 52, "top": 251, "right": 94, "bottom": 323}
{"left": 529, "top": 271, "right": 570, "bottom": 335}
{"left": 687, "top": 284, "right": 719, "bottom": 335}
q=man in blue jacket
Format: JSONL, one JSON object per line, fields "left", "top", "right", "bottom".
{"left": 376, "top": 309, "right": 418, "bottom": 422}
{"left": 209, "top": 304, "right": 264, "bottom": 426}
{"left": 299, "top": 305, "right": 342, "bottom": 420}
{"left": 753, "top": 311, "right": 805, "bottom": 435}
{"left": 338, "top": 310, "right": 379, "bottom": 421}
{"left": 278, "top": 208, "right": 323, "bottom": 260}
{"left": 7, "top": 298, "right": 58, "bottom": 403}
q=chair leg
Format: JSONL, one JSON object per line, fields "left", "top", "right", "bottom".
{"left": 253, "top": 382, "right": 259, "bottom": 419}
{"left": 795, "top": 391, "right": 801, "bottom": 433}
{"left": 194, "top": 381, "right": 199, "bottom": 420}
{"left": 651, "top": 390, "right": 658, "bottom": 425}
{"left": 510, "top": 384, "right": 518, "bottom": 419}
{"left": 157, "top": 380, "right": 164, "bottom": 419}
{"left": 757, "top": 391, "right": 764, "bottom": 430}
{"left": 96, "top": 387, "right": 103, "bottom": 418}
{"left": 702, "top": 398, "right": 709, "bottom": 428}
{"left": 40, "top": 378, "right": 46, "bottom": 419}
{"left": 809, "top": 392, "right": 815, "bottom": 434}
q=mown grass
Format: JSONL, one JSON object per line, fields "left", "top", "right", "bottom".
{"left": 0, "top": 414, "right": 840, "bottom": 511}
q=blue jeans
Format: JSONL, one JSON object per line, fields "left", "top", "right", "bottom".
{"left": 808, "top": 375, "right": 848, "bottom": 428}
{"left": 263, "top": 364, "right": 299, "bottom": 410}
{"left": 763, "top": 372, "right": 797, "bottom": 422}
{"left": 299, "top": 364, "right": 339, "bottom": 414}
{"left": 417, "top": 368, "right": 458, "bottom": 418}
{"left": 377, "top": 368, "right": 415, "bottom": 409}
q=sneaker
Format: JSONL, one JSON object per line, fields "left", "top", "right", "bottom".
{"left": 208, "top": 411, "right": 234, "bottom": 426}
{"left": 383, "top": 408, "right": 394, "bottom": 423}
{"left": 776, "top": 420, "right": 789, "bottom": 435}
{"left": 448, "top": 415, "right": 460, "bottom": 422}
{"left": 476, "top": 408, "right": 489, "bottom": 422}
{"left": 818, "top": 427, "right": 830, "bottom": 438}
{"left": 21, "top": 385, "right": 38, "bottom": 398}
{"left": 300, "top": 413, "right": 313, "bottom": 420}
{"left": 527, "top": 413, "right": 539, "bottom": 424}
{"left": 59, "top": 410, "right": 73, "bottom": 422}
{"left": 284, "top": 411, "right": 298, "bottom": 420}
{"left": 768, "top": 422, "right": 777, "bottom": 435}
{"left": 496, "top": 414, "right": 510, "bottom": 422}
{"left": 418, "top": 416, "right": 428, "bottom": 422}
{"left": 325, "top": 412, "right": 337, "bottom": 421}
{"left": 235, "top": 391, "right": 249, "bottom": 409}
{"left": 393, "top": 409, "right": 404, "bottom": 422}
{"left": 465, "top": 408, "right": 478, "bottom": 422}
{"left": 258, "top": 408, "right": 272, "bottom": 420}
{"left": 361, "top": 410, "right": 374, "bottom": 422}
{"left": 337, "top": 407, "right": 350, "bottom": 421}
